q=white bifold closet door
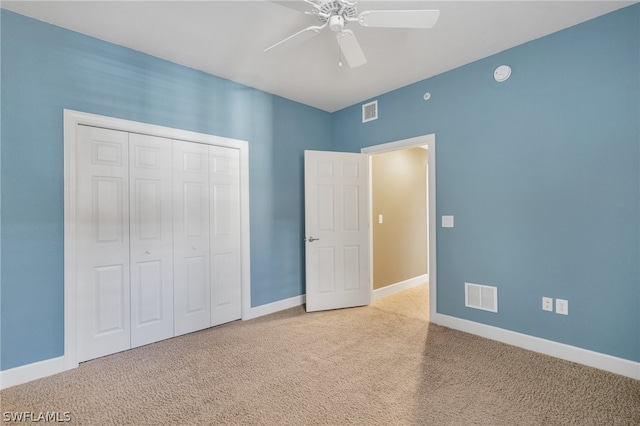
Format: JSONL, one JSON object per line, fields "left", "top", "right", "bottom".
{"left": 76, "top": 126, "right": 132, "bottom": 362}
{"left": 209, "top": 146, "right": 242, "bottom": 326}
{"left": 129, "top": 134, "right": 174, "bottom": 348}
{"left": 173, "top": 142, "right": 242, "bottom": 334}
{"left": 76, "top": 126, "right": 241, "bottom": 362}
{"left": 173, "top": 140, "right": 211, "bottom": 336}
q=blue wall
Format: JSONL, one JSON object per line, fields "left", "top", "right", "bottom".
{"left": 1, "top": 4, "right": 639, "bottom": 372}
{"left": 0, "top": 10, "right": 332, "bottom": 370}
{"left": 333, "top": 5, "right": 640, "bottom": 362}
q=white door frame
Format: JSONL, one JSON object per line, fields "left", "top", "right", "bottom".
{"left": 361, "top": 134, "right": 436, "bottom": 319}
{"left": 63, "top": 109, "right": 251, "bottom": 370}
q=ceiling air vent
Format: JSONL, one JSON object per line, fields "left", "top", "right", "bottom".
{"left": 465, "top": 282, "right": 498, "bottom": 313}
{"left": 362, "top": 100, "right": 378, "bottom": 123}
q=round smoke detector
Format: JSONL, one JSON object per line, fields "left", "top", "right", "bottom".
{"left": 494, "top": 65, "right": 512, "bottom": 82}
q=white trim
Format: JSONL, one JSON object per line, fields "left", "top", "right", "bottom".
{"left": 361, "top": 134, "right": 435, "bottom": 155}
{"left": 63, "top": 109, "right": 251, "bottom": 372}
{"left": 362, "top": 134, "right": 437, "bottom": 321}
{"left": 243, "top": 295, "right": 306, "bottom": 321}
{"left": 239, "top": 138, "right": 252, "bottom": 322}
{"left": 63, "top": 111, "right": 78, "bottom": 371}
{"left": 431, "top": 313, "right": 640, "bottom": 380}
{"left": 64, "top": 110, "right": 248, "bottom": 149}
{"left": 367, "top": 155, "right": 375, "bottom": 307}
{"left": 373, "top": 274, "right": 428, "bottom": 300}
{"left": 0, "top": 357, "right": 65, "bottom": 390}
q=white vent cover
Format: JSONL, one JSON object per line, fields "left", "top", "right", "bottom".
{"left": 362, "top": 100, "right": 378, "bottom": 123}
{"left": 465, "top": 283, "right": 498, "bottom": 313}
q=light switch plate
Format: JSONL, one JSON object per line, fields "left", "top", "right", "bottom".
{"left": 442, "top": 215, "right": 454, "bottom": 228}
{"left": 378, "top": 214, "right": 383, "bottom": 224}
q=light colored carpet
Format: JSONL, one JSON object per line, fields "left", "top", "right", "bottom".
{"left": 1, "top": 284, "right": 639, "bottom": 425}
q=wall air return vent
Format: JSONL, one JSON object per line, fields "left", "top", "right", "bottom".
{"left": 362, "top": 100, "right": 378, "bottom": 123}
{"left": 465, "top": 282, "right": 498, "bottom": 313}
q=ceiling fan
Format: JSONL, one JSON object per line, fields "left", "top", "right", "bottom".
{"left": 265, "top": 0, "right": 440, "bottom": 68}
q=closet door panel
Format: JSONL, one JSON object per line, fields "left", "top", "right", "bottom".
{"left": 77, "top": 125, "right": 131, "bottom": 362}
{"left": 129, "top": 134, "right": 174, "bottom": 348}
{"left": 173, "top": 140, "right": 211, "bottom": 336}
{"left": 210, "top": 146, "right": 242, "bottom": 325}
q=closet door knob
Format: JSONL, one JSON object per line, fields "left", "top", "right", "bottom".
{"left": 146, "top": 250, "right": 151, "bottom": 255}
{"left": 192, "top": 246, "right": 197, "bottom": 250}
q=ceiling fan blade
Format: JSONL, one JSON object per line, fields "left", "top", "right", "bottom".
{"left": 336, "top": 30, "right": 367, "bottom": 68}
{"left": 358, "top": 9, "right": 440, "bottom": 29}
{"left": 271, "top": 0, "right": 319, "bottom": 14}
{"left": 264, "top": 25, "right": 324, "bottom": 53}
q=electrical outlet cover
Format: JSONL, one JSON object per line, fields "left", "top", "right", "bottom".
{"left": 556, "top": 298, "right": 568, "bottom": 315}
{"left": 542, "top": 297, "right": 553, "bottom": 312}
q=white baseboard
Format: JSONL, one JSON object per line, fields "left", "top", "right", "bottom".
{"left": 373, "top": 274, "right": 428, "bottom": 300}
{"left": 243, "top": 272, "right": 429, "bottom": 320}
{"left": 245, "top": 272, "right": 429, "bottom": 320}
{"left": 0, "top": 356, "right": 67, "bottom": 390}
{"left": 1, "top": 295, "right": 307, "bottom": 390}
{"left": 243, "top": 294, "right": 306, "bottom": 321}
{"left": 4, "top": 293, "right": 637, "bottom": 390}
{"left": 431, "top": 313, "right": 640, "bottom": 380}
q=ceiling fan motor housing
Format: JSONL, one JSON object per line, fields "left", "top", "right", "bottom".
{"left": 318, "top": 1, "right": 358, "bottom": 23}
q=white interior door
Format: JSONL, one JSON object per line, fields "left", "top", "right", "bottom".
{"left": 129, "top": 134, "right": 174, "bottom": 348}
{"left": 173, "top": 140, "right": 211, "bottom": 336}
{"left": 304, "top": 150, "right": 371, "bottom": 312}
{"left": 209, "top": 146, "right": 242, "bottom": 325}
{"left": 76, "top": 125, "right": 131, "bottom": 362}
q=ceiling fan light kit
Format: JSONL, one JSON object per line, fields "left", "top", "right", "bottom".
{"left": 266, "top": 0, "right": 440, "bottom": 69}
{"left": 329, "top": 15, "right": 345, "bottom": 31}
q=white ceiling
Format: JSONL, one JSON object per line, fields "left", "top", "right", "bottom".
{"left": 2, "top": 1, "right": 636, "bottom": 112}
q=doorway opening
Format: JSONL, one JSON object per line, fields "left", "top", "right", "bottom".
{"left": 362, "top": 134, "right": 436, "bottom": 321}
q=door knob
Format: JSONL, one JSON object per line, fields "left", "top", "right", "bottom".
{"left": 146, "top": 250, "right": 151, "bottom": 255}
{"left": 307, "top": 236, "right": 319, "bottom": 242}
{"left": 192, "top": 246, "right": 197, "bottom": 250}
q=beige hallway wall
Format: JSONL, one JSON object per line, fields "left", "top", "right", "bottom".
{"left": 372, "top": 148, "right": 428, "bottom": 289}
